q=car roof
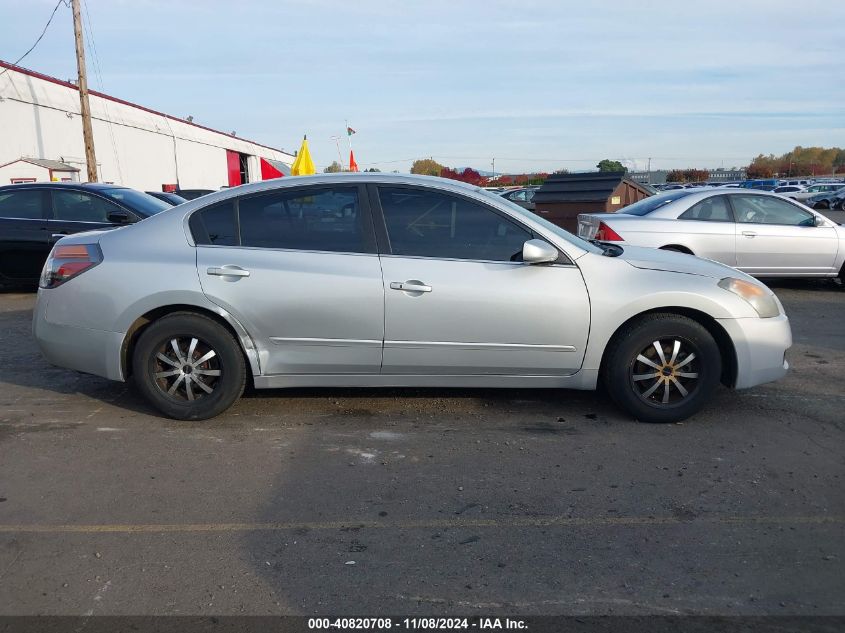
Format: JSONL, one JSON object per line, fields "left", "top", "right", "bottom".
{"left": 180, "top": 172, "right": 490, "bottom": 205}
{"left": 0, "top": 181, "right": 127, "bottom": 192}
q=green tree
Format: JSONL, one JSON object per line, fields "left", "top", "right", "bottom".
{"left": 323, "top": 161, "right": 342, "bottom": 173}
{"left": 596, "top": 159, "right": 627, "bottom": 173}
{"left": 410, "top": 158, "right": 445, "bottom": 176}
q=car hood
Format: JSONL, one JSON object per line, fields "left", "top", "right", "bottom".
{"left": 618, "top": 245, "right": 743, "bottom": 280}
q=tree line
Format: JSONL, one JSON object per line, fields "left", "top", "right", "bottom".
{"left": 397, "top": 147, "right": 845, "bottom": 187}
{"left": 746, "top": 146, "right": 845, "bottom": 179}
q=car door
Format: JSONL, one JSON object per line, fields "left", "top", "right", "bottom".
{"left": 730, "top": 194, "right": 838, "bottom": 275}
{"left": 48, "top": 189, "right": 129, "bottom": 243}
{"left": 675, "top": 195, "right": 737, "bottom": 266}
{"left": 373, "top": 184, "right": 590, "bottom": 375}
{"left": 191, "top": 184, "right": 384, "bottom": 375}
{"left": 0, "top": 188, "right": 50, "bottom": 282}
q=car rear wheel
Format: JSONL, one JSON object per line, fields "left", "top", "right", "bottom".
{"left": 602, "top": 314, "right": 721, "bottom": 423}
{"left": 132, "top": 313, "right": 245, "bottom": 420}
{"left": 660, "top": 245, "right": 693, "bottom": 255}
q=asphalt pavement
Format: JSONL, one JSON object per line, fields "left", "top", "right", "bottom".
{"left": 0, "top": 281, "right": 842, "bottom": 616}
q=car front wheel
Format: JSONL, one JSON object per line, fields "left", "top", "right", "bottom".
{"left": 132, "top": 312, "right": 246, "bottom": 420}
{"left": 603, "top": 314, "right": 722, "bottom": 423}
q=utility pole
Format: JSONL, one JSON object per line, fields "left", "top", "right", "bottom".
{"left": 330, "top": 136, "right": 344, "bottom": 170}
{"left": 72, "top": 0, "right": 98, "bottom": 182}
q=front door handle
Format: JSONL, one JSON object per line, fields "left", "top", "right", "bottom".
{"left": 390, "top": 281, "right": 432, "bottom": 293}
{"left": 741, "top": 231, "right": 757, "bottom": 238}
{"left": 207, "top": 265, "right": 250, "bottom": 278}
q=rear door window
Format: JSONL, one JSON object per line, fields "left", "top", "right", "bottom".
{"left": 238, "top": 187, "right": 371, "bottom": 253}
{"left": 190, "top": 187, "right": 374, "bottom": 253}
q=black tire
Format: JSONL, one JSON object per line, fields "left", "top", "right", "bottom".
{"left": 132, "top": 312, "right": 246, "bottom": 420}
{"left": 602, "top": 314, "right": 721, "bottom": 423}
{"left": 660, "top": 245, "right": 693, "bottom": 255}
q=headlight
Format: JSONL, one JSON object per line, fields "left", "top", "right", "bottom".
{"left": 718, "top": 277, "right": 780, "bottom": 318}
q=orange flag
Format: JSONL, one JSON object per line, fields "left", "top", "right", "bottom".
{"left": 349, "top": 150, "right": 359, "bottom": 172}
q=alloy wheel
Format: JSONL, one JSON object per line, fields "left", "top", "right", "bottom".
{"left": 630, "top": 338, "right": 700, "bottom": 407}
{"left": 152, "top": 336, "right": 222, "bottom": 402}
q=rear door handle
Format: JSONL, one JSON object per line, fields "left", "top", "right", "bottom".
{"left": 741, "top": 231, "right": 756, "bottom": 238}
{"left": 207, "top": 265, "right": 250, "bottom": 278}
{"left": 390, "top": 281, "right": 432, "bottom": 293}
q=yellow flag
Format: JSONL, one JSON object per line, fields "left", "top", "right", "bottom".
{"left": 291, "top": 135, "right": 316, "bottom": 176}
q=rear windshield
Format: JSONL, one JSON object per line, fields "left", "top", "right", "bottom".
{"left": 100, "top": 188, "right": 171, "bottom": 216}
{"left": 620, "top": 190, "right": 697, "bottom": 216}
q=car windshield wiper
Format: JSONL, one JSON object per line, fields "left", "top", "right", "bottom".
{"left": 590, "top": 239, "right": 624, "bottom": 257}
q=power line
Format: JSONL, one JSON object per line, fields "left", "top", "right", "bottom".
{"left": 0, "top": 0, "right": 70, "bottom": 78}
{"left": 81, "top": 0, "right": 123, "bottom": 182}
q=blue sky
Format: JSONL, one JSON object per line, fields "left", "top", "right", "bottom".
{"left": 2, "top": 0, "right": 844, "bottom": 173}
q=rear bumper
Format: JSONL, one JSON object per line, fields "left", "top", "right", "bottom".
{"left": 716, "top": 314, "right": 792, "bottom": 389}
{"left": 32, "top": 291, "right": 125, "bottom": 382}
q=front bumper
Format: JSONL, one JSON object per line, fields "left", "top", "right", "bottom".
{"left": 716, "top": 314, "right": 792, "bottom": 389}
{"left": 32, "top": 291, "right": 125, "bottom": 382}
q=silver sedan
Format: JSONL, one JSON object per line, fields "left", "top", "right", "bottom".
{"left": 34, "top": 174, "right": 791, "bottom": 423}
{"left": 578, "top": 189, "right": 845, "bottom": 279}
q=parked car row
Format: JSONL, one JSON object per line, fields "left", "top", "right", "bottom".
{"left": 654, "top": 178, "right": 844, "bottom": 196}
{"left": 773, "top": 183, "right": 845, "bottom": 209}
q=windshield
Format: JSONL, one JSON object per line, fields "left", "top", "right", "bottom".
{"left": 100, "top": 188, "right": 171, "bottom": 216}
{"left": 476, "top": 188, "right": 603, "bottom": 255}
{"left": 618, "top": 190, "right": 697, "bottom": 215}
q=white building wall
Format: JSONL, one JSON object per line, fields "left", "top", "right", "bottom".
{"left": 0, "top": 162, "right": 48, "bottom": 184}
{"left": 0, "top": 65, "right": 294, "bottom": 191}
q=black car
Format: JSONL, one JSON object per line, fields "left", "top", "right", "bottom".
{"left": 174, "top": 189, "right": 214, "bottom": 200}
{"left": 0, "top": 182, "right": 170, "bottom": 287}
{"left": 145, "top": 191, "right": 188, "bottom": 206}
{"left": 807, "top": 186, "right": 845, "bottom": 211}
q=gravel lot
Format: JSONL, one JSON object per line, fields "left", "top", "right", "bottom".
{"left": 0, "top": 281, "right": 843, "bottom": 616}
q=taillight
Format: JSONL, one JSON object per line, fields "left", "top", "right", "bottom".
{"left": 39, "top": 244, "right": 103, "bottom": 289}
{"left": 594, "top": 221, "right": 624, "bottom": 241}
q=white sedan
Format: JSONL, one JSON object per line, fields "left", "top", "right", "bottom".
{"left": 578, "top": 189, "right": 845, "bottom": 279}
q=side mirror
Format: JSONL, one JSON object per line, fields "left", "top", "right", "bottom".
{"left": 814, "top": 215, "right": 826, "bottom": 227}
{"left": 522, "top": 239, "right": 558, "bottom": 264}
{"left": 107, "top": 210, "right": 132, "bottom": 224}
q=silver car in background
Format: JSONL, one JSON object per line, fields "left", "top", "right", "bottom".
{"left": 578, "top": 189, "right": 845, "bottom": 279}
{"left": 34, "top": 174, "right": 791, "bottom": 423}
